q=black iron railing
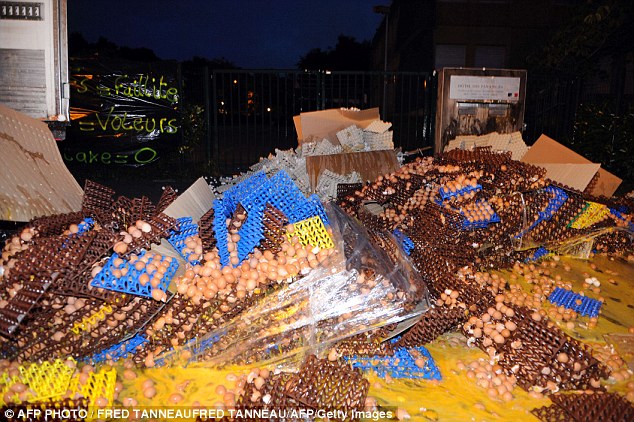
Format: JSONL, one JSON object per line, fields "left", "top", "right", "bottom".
{"left": 180, "top": 69, "right": 437, "bottom": 175}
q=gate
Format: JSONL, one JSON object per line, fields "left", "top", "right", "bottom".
{"left": 200, "top": 70, "right": 436, "bottom": 175}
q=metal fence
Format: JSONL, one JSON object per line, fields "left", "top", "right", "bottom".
{"left": 181, "top": 69, "right": 437, "bottom": 175}
{"left": 180, "top": 67, "right": 625, "bottom": 177}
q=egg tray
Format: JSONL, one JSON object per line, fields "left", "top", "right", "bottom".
{"left": 134, "top": 295, "right": 201, "bottom": 358}
{"left": 236, "top": 214, "right": 265, "bottom": 262}
{"left": 567, "top": 201, "right": 609, "bottom": 229}
{"left": 485, "top": 306, "right": 608, "bottom": 392}
{"left": 81, "top": 180, "right": 116, "bottom": 224}
{"left": 287, "top": 216, "right": 334, "bottom": 250}
{"left": 609, "top": 208, "right": 634, "bottom": 231}
{"left": 524, "top": 247, "right": 552, "bottom": 263}
{"left": 213, "top": 199, "right": 232, "bottom": 267}
{"left": 548, "top": 287, "right": 602, "bottom": 318}
{"left": 261, "top": 204, "right": 288, "bottom": 254}
{"left": 355, "top": 204, "right": 392, "bottom": 234}
{"left": 287, "top": 194, "right": 329, "bottom": 226}
{"left": 0, "top": 272, "right": 58, "bottom": 337}
{"left": 121, "top": 213, "right": 180, "bottom": 258}
{"left": 283, "top": 354, "right": 369, "bottom": 414}
{"left": 232, "top": 173, "right": 305, "bottom": 263}
{"left": 582, "top": 171, "right": 601, "bottom": 196}
{"left": 45, "top": 228, "right": 122, "bottom": 300}
{"left": 6, "top": 294, "right": 165, "bottom": 362}
{"left": 531, "top": 391, "right": 634, "bottom": 422}
{"left": 528, "top": 196, "right": 587, "bottom": 244}
{"left": 336, "top": 182, "right": 364, "bottom": 203}
{"left": 395, "top": 305, "right": 466, "bottom": 348}
{"left": 2, "top": 358, "right": 78, "bottom": 404}
{"left": 5, "top": 231, "right": 94, "bottom": 285}
{"left": 410, "top": 241, "right": 476, "bottom": 278}
{"left": 88, "top": 334, "right": 147, "bottom": 364}
{"left": 438, "top": 183, "right": 483, "bottom": 202}
{"left": 345, "top": 344, "right": 442, "bottom": 380}
{"left": 239, "top": 171, "right": 305, "bottom": 219}
{"left": 6, "top": 295, "right": 109, "bottom": 358}
{"left": 110, "top": 195, "right": 156, "bottom": 228}
{"left": 90, "top": 251, "right": 178, "bottom": 299}
{"left": 208, "top": 371, "right": 295, "bottom": 422}
{"left": 223, "top": 171, "right": 268, "bottom": 214}
{"left": 408, "top": 202, "right": 464, "bottom": 242}
{"left": 392, "top": 229, "right": 414, "bottom": 256}
{"left": 197, "top": 207, "right": 217, "bottom": 251}
{"left": 191, "top": 281, "right": 278, "bottom": 346}
{"left": 335, "top": 330, "right": 395, "bottom": 358}
{"left": 26, "top": 211, "right": 85, "bottom": 237}
{"left": 593, "top": 229, "right": 633, "bottom": 254}
{"left": 167, "top": 217, "right": 200, "bottom": 264}
{"left": 438, "top": 147, "right": 512, "bottom": 168}
{"left": 515, "top": 187, "right": 568, "bottom": 239}
{"left": 155, "top": 185, "right": 179, "bottom": 214}
{"left": 1, "top": 398, "right": 90, "bottom": 422}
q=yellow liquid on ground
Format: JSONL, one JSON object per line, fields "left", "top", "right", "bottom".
{"left": 118, "top": 255, "right": 633, "bottom": 421}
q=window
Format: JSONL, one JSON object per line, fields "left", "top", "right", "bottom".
{"left": 474, "top": 46, "right": 506, "bottom": 68}
{"left": 435, "top": 45, "right": 466, "bottom": 70}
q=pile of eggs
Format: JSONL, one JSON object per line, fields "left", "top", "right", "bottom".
{"left": 112, "top": 219, "right": 154, "bottom": 255}
{"left": 173, "top": 225, "right": 333, "bottom": 307}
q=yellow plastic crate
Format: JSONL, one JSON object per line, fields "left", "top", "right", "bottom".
{"left": 288, "top": 216, "right": 334, "bottom": 250}
{"left": 568, "top": 202, "right": 609, "bottom": 229}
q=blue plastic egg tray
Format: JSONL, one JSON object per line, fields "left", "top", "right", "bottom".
{"left": 89, "top": 334, "right": 148, "bottom": 364}
{"left": 524, "top": 247, "right": 551, "bottom": 263}
{"left": 345, "top": 344, "right": 441, "bottom": 380}
{"left": 213, "top": 199, "right": 232, "bottom": 267}
{"left": 214, "top": 170, "right": 330, "bottom": 265}
{"left": 516, "top": 185, "right": 569, "bottom": 238}
{"left": 167, "top": 217, "right": 200, "bottom": 265}
{"left": 610, "top": 208, "right": 634, "bottom": 231}
{"left": 287, "top": 194, "right": 329, "bottom": 225}
{"left": 223, "top": 171, "right": 268, "bottom": 214}
{"left": 438, "top": 184, "right": 482, "bottom": 201}
{"left": 90, "top": 251, "right": 178, "bottom": 298}
{"left": 393, "top": 229, "right": 414, "bottom": 255}
{"left": 548, "top": 287, "right": 602, "bottom": 318}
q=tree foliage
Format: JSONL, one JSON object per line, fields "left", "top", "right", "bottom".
{"left": 528, "top": 0, "right": 633, "bottom": 75}
{"left": 69, "top": 32, "right": 160, "bottom": 62}
{"left": 297, "top": 35, "right": 371, "bottom": 70}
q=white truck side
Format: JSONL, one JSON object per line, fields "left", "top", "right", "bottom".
{"left": 0, "top": 0, "right": 69, "bottom": 139}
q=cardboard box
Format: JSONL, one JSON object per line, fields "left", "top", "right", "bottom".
{"left": 0, "top": 104, "right": 83, "bottom": 221}
{"left": 306, "top": 150, "right": 399, "bottom": 191}
{"left": 294, "top": 108, "right": 380, "bottom": 145}
{"left": 521, "top": 134, "right": 622, "bottom": 197}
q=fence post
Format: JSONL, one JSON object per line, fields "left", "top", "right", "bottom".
{"left": 210, "top": 68, "right": 220, "bottom": 170}
{"left": 319, "top": 71, "right": 326, "bottom": 110}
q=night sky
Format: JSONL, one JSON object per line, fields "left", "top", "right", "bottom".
{"left": 67, "top": 0, "right": 384, "bottom": 68}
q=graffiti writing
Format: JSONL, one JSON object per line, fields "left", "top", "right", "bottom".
{"left": 62, "top": 147, "right": 158, "bottom": 165}
{"left": 75, "top": 74, "right": 179, "bottom": 104}
{"left": 78, "top": 107, "right": 178, "bottom": 134}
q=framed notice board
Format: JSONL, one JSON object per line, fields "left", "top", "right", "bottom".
{"left": 434, "top": 68, "right": 527, "bottom": 153}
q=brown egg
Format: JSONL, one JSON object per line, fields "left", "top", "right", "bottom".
{"left": 143, "top": 386, "right": 157, "bottom": 398}
{"left": 113, "top": 242, "right": 128, "bottom": 255}
{"left": 139, "top": 274, "right": 150, "bottom": 286}
{"left": 151, "top": 289, "right": 165, "bottom": 302}
{"left": 168, "top": 392, "right": 184, "bottom": 404}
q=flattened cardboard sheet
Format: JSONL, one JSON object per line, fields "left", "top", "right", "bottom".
{"left": 306, "top": 150, "right": 399, "bottom": 191}
{"left": 295, "top": 108, "right": 380, "bottom": 145}
{"left": 162, "top": 177, "right": 215, "bottom": 223}
{"left": 538, "top": 163, "right": 601, "bottom": 192}
{"left": 0, "top": 104, "right": 83, "bottom": 222}
{"left": 522, "top": 134, "right": 622, "bottom": 197}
